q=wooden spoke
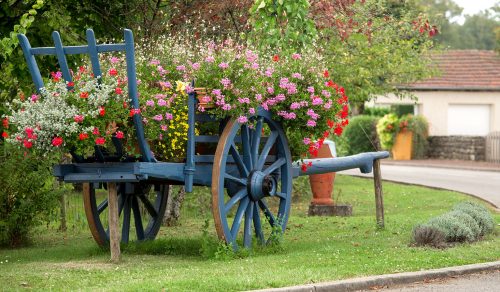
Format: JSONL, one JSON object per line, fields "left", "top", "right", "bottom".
{"left": 138, "top": 194, "right": 158, "bottom": 218}
{"left": 275, "top": 192, "right": 287, "bottom": 200}
{"left": 258, "top": 199, "right": 276, "bottom": 227}
{"left": 241, "top": 124, "right": 253, "bottom": 169}
{"left": 131, "top": 196, "right": 145, "bottom": 240}
{"left": 256, "top": 131, "right": 278, "bottom": 170}
{"left": 263, "top": 157, "right": 286, "bottom": 176}
{"left": 253, "top": 204, "right": 265, "bottom": 244}
{"left": 230, "top": 197, "right": 250, "bottom": 239}
{"left": 251, "top": 117, "right": 263, "bottom": 165}
{"left": 230, "top": 143, "right": 249, "bottom": 177}
{"left": 224, "top": 173, "right": 247, "bottom": 186}
{"left": 243, "top": 202, "right": 254, "bottom": 248}
{"left": 97, "top": 199, "right": 108, "bottom": 215}
{"left": 224, "top": 188, "right": 247, "bottom": 214}
{"left": 121, "top": 196, "right": 131, "bottom": 243}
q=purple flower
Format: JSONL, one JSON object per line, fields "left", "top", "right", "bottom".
{"left": 31, "top": 94, "right": 39, "bottom": 102}
{"left": 212, "top": 89, "right": 222, "bottom": 96}
{"left": 165, "top": 113, "right": 173, "bottom": 120}
{"left": 218, "top": 62, "right": 229, "bottom": 69}
{"left": 222, "top": 104, "right": 232, "bottom": 111}
{"left": 146, "top": 100, "right": 155, "bottom": 107}
{"left": 157, "top": 99, "right": 167, "bottom": 106}
{"left": 322, "top": 90, "right": 331, "bottom": 98}
{"left": 303, "top": 137, "right": 311, "bottom": 145}
{"left": 221, "top": 78, "right": 231, "bottom": 89}
{"left": 110, "top": 57, "right": 120, "bottom": 63}
{"left": 307, "top": 86, "right": 315, "bottom": 94}
{"left": 157, "top": 66, "right": 167, "bottom": 75}
{"left": 312, "top": 97, "right": 323, "bottom": 106}
{"left": 267, "top": 87, "right": 274, "bottom": 94}
{"left": 249, "top": 107, "right": 256, "bottom": 114}
{"left": 237, "top": 116, "right": 248, "bottom": 123}
{"left": 205, "top": 56, "right": 215, "bottom": 63}
{"left": 307, "top": 120, "right": 316, "bottom": 127}
{"left": 176, "top": 65, "right": 186, "bottom": 71}
{"left": 153, "top": 114, "right": 163, "bottom": 121}
{"left": 255, "top": 94, "right": 263, "bottom": 101}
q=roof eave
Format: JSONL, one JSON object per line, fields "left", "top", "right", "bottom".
{"left": 396, "top": 86, "right": 500, "bottom": 92}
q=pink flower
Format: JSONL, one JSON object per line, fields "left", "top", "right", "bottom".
{"left": 115, "top": 131, "right": 124, "bottom": 139}
{"left": 255, "top": 94, "right": 263, "bottom": 101}
{"left": 23, "top": 139, "right": 32, "bottom": 149}
{"left": 307, "top": 86, "right": 315, "bottom": 94}
{"left": 212, "top": 89, "right": 222, "bottom": 96}
{"left": 303, "top": 137, "right": 311, "bottom": 145}
{"left": 165, "top": 113, "right": 173, "bottom": 120}
{"left": 198, "top": 106, "right": 205, "bottom": 112}
{"left": 312, "top": 97, "right": 323, "bottom": 106}
{"left": 92, "top": 127, "right": 100, "bottom": 135}
{"left": 292, "top": 53, "right": 302, "bottom": 60}
{"left": 237, "top": 116, "right": 248, "bottom": 123}
{"left": 222, "top": 104, "right": 231, "bottom": 111}
{"left": 161, "top": 124, "right": 168, "bottom": 131}
{"left": 201, "top": 95, "right": 212, "bottom": 103}
{"left": 95, "top": 137, "right": 105, "bottom": 145}
{"left": 205, "top": 56, "right": 215, "bottom": 63}
{"left": 267, "top": 87, "right": 274, "bottom": 94}
{"left": 246, "top": 50, "right": 258, "bottom": 63}
{"left": 221, "top": 78, "right": 231, "bottom": 89}
{"left": 108, "top": 68, "right": 118, "bottom": 76}
{"left": 290, "top": 102, "right": 301, "bottom": 110}
{"left": 324, "top": 101, "right": 332, "bottom": 109}
{"left": 115, "top": 87, "right": 123, "bottom": 95}
{"left": 307, "top": 109, "right": 320, "bottom": 120}
{"left": 31, "top": 94, "right": 39, "bottom": 102}
{"left": 275, "top": 94, "right": 286, "bottom": 102}
{"left": 129, "top": 108, "right": 141, "bottom": 117}
{"left": 52, "top": 137, "right": 63, "bottom": 147}
{"left": 146, "top": 100, "right": 155, "bottom": 107}
{"left": 249, "top": 107, "right": 256, "bottom": 114}
{"left": 291, "top": 73, "right": 303, "bottom": 79}
{"left": 251, "top": 63, "right": 259, "bottom": 70}
{"left": 238, "top": 97, "right": 250, "bottom": 104}
{"left": 218, "top": 62, "right": 229, "bottom": 69}
{"left": 306, "top": 120, "right": 316, "bottom": 127}
{"left": 110, "top": 57, "right": 120, "bottom": 63}
{"left": 159, "top": 81, "right": 172, "bottom": 89}
{"left": 149, "top": 59, "right": 160, "bottom": 65}
{"left": 157, "top": 99, "right": 167, "bottom": 106}
{"left": 74, "top": 115, "right": 84, "bottom": 123}
{"left": 265, "top": 68, "right": 274, "bottom": 77}
{"left": 191, "top": 62, "right": 200, "bottom": 70}
{"left": 153, "top": 114, "right": 163, "bottom": 121}
{"left": 322, "top": 90, "right": 331, "bottom": 98}
{"left": 176, "top": 65, "right": 186, "bottom": 71}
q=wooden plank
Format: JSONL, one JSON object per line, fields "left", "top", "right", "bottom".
{"left": 108, "top": 183, "right": 120, "bottom": 262}
{"left": 373, "top": 159, "right": 384, "bottom": 228}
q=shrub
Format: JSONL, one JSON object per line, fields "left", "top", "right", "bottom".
{"left": 412, "top": 225, "right": 446, "bottom": 248}
{"left": 0, "top": 144, "right": 60, "bottom": 247}
{"left": 426, "top": 211, "right": 476, "bottom": 243}
{"left": 342, "top": 115, "right": 379, "bottom": 155}
{"left": 453, "top": 201, "right": 495, "bottom": 236}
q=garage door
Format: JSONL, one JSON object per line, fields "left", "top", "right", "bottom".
{"left": 448, "top": 104, "right": 490, "bottom": 136}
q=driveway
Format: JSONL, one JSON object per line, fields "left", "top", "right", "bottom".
{"left": 339, "top": 163, "right": 500, "bottom": 209}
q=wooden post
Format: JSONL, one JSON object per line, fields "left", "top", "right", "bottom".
{"left": 108, "top": 183, "right": 120, "bottom": 262}
{"left": 373, "top": 159, "right": 385, "bottom": 228}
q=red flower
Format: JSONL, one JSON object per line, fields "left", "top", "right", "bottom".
{"left": 272, "top": 55, "right": 280, "bottom": 62}
{"left": 334, "top": 125, "right": 344, "bottom": 136}
{"left": 327, "top": 119, "right": 335, "bottom": 128}
{"left": 95, "top": 137, "right": 105, "bottom": 145}
{"left": 67, "top": 81, "right": 75, "bottom": 87}
{"left": 3, "top": 118, "right": 9, "bottom": 128}
{"left": 23, "top": 139, "right": 32, "bottom": 149}
{"left": 301, "top": 164, "right": 307, "bottom": 172}
{"left": 115, "top": 87, "right": 123, "bottom": 95}
{"left": 79, "top": 133, "right": 89, "bottom": 140}
{"left": 323, "top": 131, "right": 330, "bottom": 139}
{"left": 129, "top": 108, "right": 141, "bottom": 117}
{"left": 74, "top": 115, "right": 84, "bottom": 123}
{"left": 79, "top": 66, "right": 86, "bottom": 73}
{"left": 108, "top": 68, "right": 118, "bottom": 76}
{"left": 80, "top": 92, "right": 89, "bottom": 99}
{"left": 92, "top": 127, "right": 100, "bottom": 135}
{"left": 115, "top": 131, "right": 124, "bottom": 139}
{"left": 2, "top": 132, "right": 8, "bottom": 138}
{"left": 341, "top": 119, "right": 349, "bottom": 127}
{"left": 99, "top": 107, "right": 105, "bottom": 117}
{"left": 52, "top": 137, "right": 63, "bottom": 147}
{"left": 323, "top": 70, "right": 329, "bottom": 78}
{"left": 123, "top": 101, "right": 129, "bottom": 108}
{"left": 326, "top": 80, "right": 335, "bottom": 88}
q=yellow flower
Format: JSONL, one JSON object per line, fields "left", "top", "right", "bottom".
{"left": 175, "top": 80, "right": 187, "bottom": 93}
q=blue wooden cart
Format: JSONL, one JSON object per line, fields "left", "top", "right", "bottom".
{"left": 18, "top": 29, "right": 389, "bottom": 250}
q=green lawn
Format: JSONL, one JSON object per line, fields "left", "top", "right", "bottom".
{"left": 1, "top": 175, "right": 498, "bottom": 291}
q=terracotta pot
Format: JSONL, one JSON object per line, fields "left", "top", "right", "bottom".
{"left": 194, "top": 87, "right": 215, "bottom": 109}
{"left": 309, "top": 140, "right": 336, "bottom": 206}
{"left": 392, "top": 129, "right": 413, "bottom": 160}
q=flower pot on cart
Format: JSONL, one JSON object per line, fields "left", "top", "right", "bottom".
{"left": 392, "top": 129, "right": 413, "bottom": 160}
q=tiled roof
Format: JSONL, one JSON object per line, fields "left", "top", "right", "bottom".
{"left": 405, "top": 50, "right": 500, "bottom": 91}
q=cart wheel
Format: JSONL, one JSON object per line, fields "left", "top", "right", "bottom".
{"left": 83, "top": 182, "right": 168, "bottom": 246}
{"left": 212, "top": 114, "right": 292, "bottom": 249}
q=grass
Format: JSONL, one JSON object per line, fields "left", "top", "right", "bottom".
{"left": 0, "top": 175, "right": 498, "bottom": 291}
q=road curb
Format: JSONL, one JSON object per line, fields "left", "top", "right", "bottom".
{"left": 252, "top": 261, "right": 500, "bottom": 292}
{"left": 380, "top": 160, "right": 500, "bottom": 173}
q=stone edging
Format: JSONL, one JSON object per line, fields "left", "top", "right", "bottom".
{"left": 251, "top": 261, "right": 500, "bottom": 292}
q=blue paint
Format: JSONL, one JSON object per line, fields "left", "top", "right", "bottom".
{"left": 183, "top": 80, "right": 196, "bottom": 192}
{"left": 18, "top": 34, "right": 45, "bottom": 92}
{"left": 51, "top": 31, "right": 72, "bottom": 88}
{"left": 86, "top": 29, "right": 102, "bottom": 79}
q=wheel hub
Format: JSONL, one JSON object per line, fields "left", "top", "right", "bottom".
{"left": 247, "top": 170, "right": 277, "bottom": 201}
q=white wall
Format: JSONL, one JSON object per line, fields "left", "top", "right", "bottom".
{"left": 369, "top": 91, "right": 500, "bottom": 136}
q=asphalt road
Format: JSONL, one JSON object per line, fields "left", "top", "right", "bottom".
{"left": 368, "top": 270, "right": 500, "bottom": 292}
{"left": 339, "top": 164, "right": 500, "bottom": 208}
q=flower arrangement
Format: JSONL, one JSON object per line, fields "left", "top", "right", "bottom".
{"left": 376, "top": 113, "right": 429, "bottom": 155}
{"left": 4, "top": 37, "right": 350, "bottom": 165}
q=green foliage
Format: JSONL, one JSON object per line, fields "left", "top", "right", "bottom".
{"left": 248, "top": 0, "right": 317, "bottom": 50}
{"left": 376, "top": 113, "right": 399, "bottom": 150}
{"left": 414, "top": 201, "right": 496, "bottom": 247}
{"left": 0, "top": 143, "right": 60, "bottom": 247}
{"left": 410, "top": 115, "right": 429, "bottom": 159}
{"left": 363, "top": 107, "right": 391, "bottom": 117}
{"left": 453, "top": 201, "right": 495, "bottom": 236}
{"left": 342, "top": 115, "right": 379, "bottom": 155}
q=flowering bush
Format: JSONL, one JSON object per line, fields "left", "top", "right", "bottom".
{"left": 376, "top": 113, "right": 429, "bottom": 155}
{"left": 4, "top": 63, "right": 131, "bottom": 156}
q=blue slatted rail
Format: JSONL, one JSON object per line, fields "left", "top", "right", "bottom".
{"left": 17, "top": 29, "right": 154, "bottom": 163}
